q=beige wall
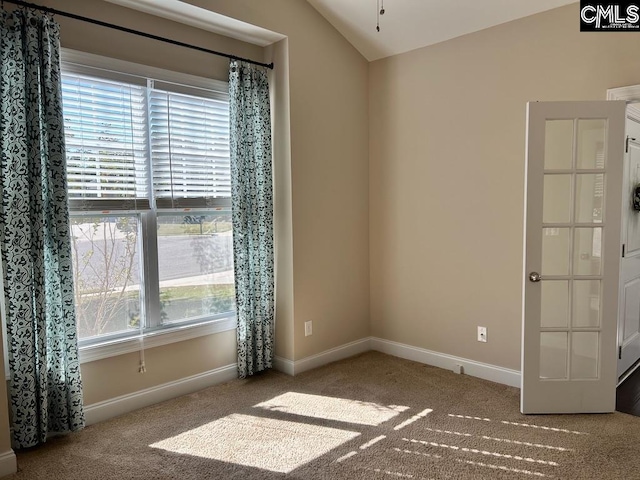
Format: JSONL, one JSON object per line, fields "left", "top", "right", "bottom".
{"left": 82, "top": 331, "right": 237, "bottom": 405}
{"left": 186, "top": 0, "right": 371, "bottom": 359}
{"left": 266, "top": 38, "right": 296, "bottom": 361}
{"left": 370, "top": 3, "right": 640, "bottom": 371}
{"left": 0, "top": 0, "right": 369, "bottom": 412}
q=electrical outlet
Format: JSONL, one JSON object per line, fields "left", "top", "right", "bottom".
{"left": 305, "top": 321, "right": 313, "bottom": 337}
{"left": 478, "top": 326, "right": 487, "bottom": 343}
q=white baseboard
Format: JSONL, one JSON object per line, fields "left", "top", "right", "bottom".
{"left": 84, "top": 338, "right": 520, "bottom": 428}
{"left": 0, "top": 450, "right": 16, "bottom": 477}
{"left": 370, "top": 337, "right": 521, "bottom": 388}
{"left": 84, "top": 363, "right": 237, "bottom": 426}
{"left": 278, "top": 338, "right": 372, "bottom": 376}
{"left": 294, "top": 338, "right": 372, "bottom": 375}
{"left": 273, "top": 355, "right": 295, "bottom": 376}
{"left": 273, "top": 337, "right": 520, "bottom": 388}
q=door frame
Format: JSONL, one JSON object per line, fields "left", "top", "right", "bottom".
{"left": 608, "top": 85, "right": 640, "bottom": 385}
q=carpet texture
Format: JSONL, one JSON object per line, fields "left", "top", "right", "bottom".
{"left": 7, "top": 352, "right": 640, "bottom": 479}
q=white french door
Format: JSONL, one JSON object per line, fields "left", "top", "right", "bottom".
{"left": 522, "top": 101, "right": 626, "bottom": 414}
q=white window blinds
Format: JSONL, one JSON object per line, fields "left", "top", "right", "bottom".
{"left": 62, "top": 73, "right": 149, "bottom": 210}
{"left": 149, "top": 87, "right": 231, "bottom": 209}
{"left": 61, "top": 64, "right": 231, "bottom": 212}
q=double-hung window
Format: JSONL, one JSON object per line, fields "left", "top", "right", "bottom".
{"left": 61, "top": 52, "right": 235, "bottom": 351}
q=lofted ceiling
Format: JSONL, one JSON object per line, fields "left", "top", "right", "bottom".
{"left": 106, "top": 1, "right": 578, "bottom": 62}
{"left": 306, "top": 0, "right": 577, "bottom": 61}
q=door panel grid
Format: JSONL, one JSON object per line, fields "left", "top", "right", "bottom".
{"left": 540, "top": 118, "right": 605, "bottom": 381}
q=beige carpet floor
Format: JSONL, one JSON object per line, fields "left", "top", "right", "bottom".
{"left": 7, "top": 351, "right": 640, "bottom": 479}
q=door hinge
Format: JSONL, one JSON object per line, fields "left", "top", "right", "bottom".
{"left": 623, "top": 244, "right": 626, "bottom": 258}
{"left": 627, "top": 136, "right": 637, "bottom": 153}
{"left": 619, "top": 346, "right": 623, "bottom": 360}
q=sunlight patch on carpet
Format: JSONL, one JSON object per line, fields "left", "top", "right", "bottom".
{"left": 456, "top": 458, "right": 551, "bottom": 478}
{"left": 402, "top": 438, "right": 559, "bottom": 466}
{"left": 362, "top": 467, "right": 417, "bottom": 478}
{"left": 448, "top": 414, "right": 492, "bottom": 422}
{"left": 422, "top": 427, "right": 571, "bottom": 451}
{"left": 393, "top": 408, "right": 432, "bottom": 430}
{"left": 360, "top": 435, "right": 387, "bottom": 450}
{"left": 499, "top": 420, "right": 588, "bottom": 435}
{"left": 254, "top": 392, "right": 409, "bottom": 426}
{"left": 150, "top": 413, "right": 360, "bottom": 473}
{"left": 393, "top": 447, "right": 442, "bottom": 459}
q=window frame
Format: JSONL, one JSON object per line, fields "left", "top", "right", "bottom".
{"left": 61, "top": 49, "right": 236, "bottom": 363}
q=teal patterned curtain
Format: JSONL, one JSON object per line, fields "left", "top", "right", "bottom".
{"left": 0, "top": 9, "right": 84, "bottom": 448}
{"left": 229, "top": 60, "right": 274, "bottom": 378}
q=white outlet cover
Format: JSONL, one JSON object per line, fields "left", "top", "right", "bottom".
{"left": 477, "top": 327, "right": 487, "bottom": 343}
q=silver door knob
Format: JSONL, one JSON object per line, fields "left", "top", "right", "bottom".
{"left": 529, "top": 272, "right": 541, "bottom": 283}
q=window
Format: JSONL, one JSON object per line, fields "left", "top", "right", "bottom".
{"left": 61, "top": 52, "right": 235, "bottom": 352}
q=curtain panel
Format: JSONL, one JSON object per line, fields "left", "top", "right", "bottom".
{"left": 229, "top": 60, "right": 274, "bottom": 378}
{"left": 0, "top": 9, "right": 84, "bottom": 449}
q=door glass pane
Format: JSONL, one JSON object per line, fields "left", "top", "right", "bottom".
{"left": 573, "top": 280, "right": 601, "bottom": 327}
{"left": 571, "top": 332, "right": 599, "bottom": 379}
{"left": 545, "top": 120, "right": 573, "bottom": 170}
{"left": 574, "top": 227, "right": 602, "bottom": 275}
{"left": 541, "top": 281, "right": 569, "bottom": 328}
{"left": 542, "top": 228, "right": 570, "bottom": 275}
{"left": 577, "top": 119, "right": 606, "bottom": 170}
{"left": 540, "top": 332, "right": 568, "bottom": 379}
{"left": 543, "top": 175, "right": 571, "bottom": 224}
{"left": 575, "top": 174, "right": 604, "bottom": 224}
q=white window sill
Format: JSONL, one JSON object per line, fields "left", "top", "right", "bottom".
{"left": 78, "top": 316, "right": 236, "bottom": 364}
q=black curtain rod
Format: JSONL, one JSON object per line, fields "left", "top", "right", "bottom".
{"left": 1, "top": 0, "right": 274, "bottom": 69}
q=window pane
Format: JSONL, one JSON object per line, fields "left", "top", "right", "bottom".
{"left": 150, "top": 90, "right": 231, "bottom": 202}
{"left": 157, "top": 212, "right": 235, "bottom": 324}
{"left": 63, "top": 62, "right": 234, "bottom": 344}
{"left": 70, "top": 215, "right": 142, "bottom": 340}
{"left": 61, "top": 73, "right": 148, "bottom": 201}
